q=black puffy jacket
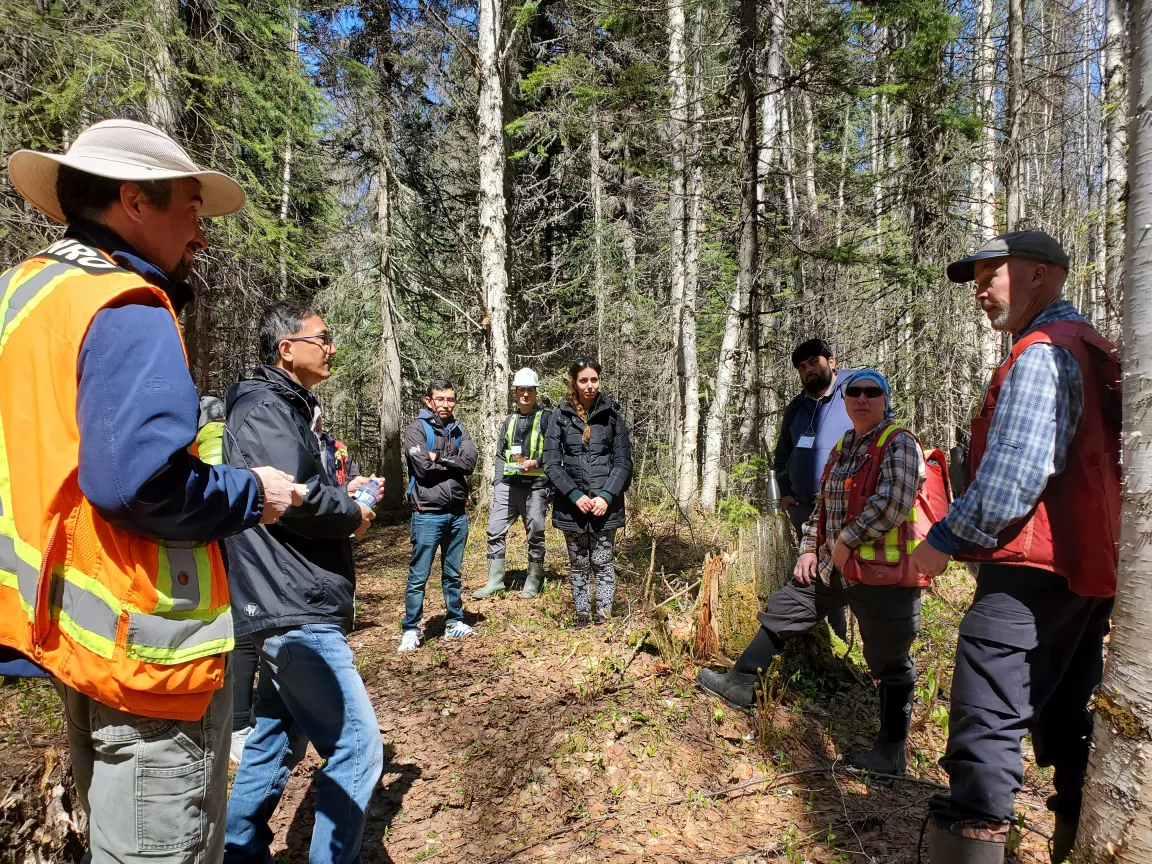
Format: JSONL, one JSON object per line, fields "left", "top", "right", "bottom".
{"left": 544, "top": 394, "right": 633, "bottom": 532}
{"left": 223, "top": 366, "right": 364, "bottom": 636}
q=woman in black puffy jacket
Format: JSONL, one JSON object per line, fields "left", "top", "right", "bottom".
{"left": 543, "top": 359, "right": 633, "bottom": 626}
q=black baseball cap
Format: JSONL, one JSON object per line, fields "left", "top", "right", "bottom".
{"left": 946, "top": 230, "right": 1070, "bottom": 283}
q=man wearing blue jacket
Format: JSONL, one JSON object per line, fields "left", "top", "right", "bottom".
{"left": 772, "top": 338, "right": 855, "bottom": 640}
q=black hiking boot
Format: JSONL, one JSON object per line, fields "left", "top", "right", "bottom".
{"left": 927, "top": 820, "right": 1007, "bottom": 864}
{"left": 574, "top": 615, "right": 591, "bottom": 629}
{"left": 1050, "top": 815, "right": 1077, "bottom": 864}
{"left": 851, "top": 682, "right": 914, "bottom": 775}
{"left": 696, "top": 667, "right": 758, "bottom": 709}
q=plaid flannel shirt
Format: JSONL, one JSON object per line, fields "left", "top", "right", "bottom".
{"left": 801, "top": 423, "right": 926, "bottom": 584}
{"left": 931, "top": 301, "right": 1085, "bottom": 552}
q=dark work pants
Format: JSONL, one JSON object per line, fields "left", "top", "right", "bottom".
{"left": 232, "top": 635, "right": 259, "bottom": 732}
{"left": 786, "top": 498, "right": 849, "bottom": 642}
{"left": 743, "top": 575, "right": 921, "bottom": 686}
{"left": 930, "top": 564, "right": 1113, "bottom": 827}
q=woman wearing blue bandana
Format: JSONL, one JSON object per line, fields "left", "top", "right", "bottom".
{"left": 698, "top": 370, "right": 928, "bottom": 775}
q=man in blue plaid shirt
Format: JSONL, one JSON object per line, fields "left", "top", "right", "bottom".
{"left": 911, "top": 231, "right": 1121, "bottom": 864}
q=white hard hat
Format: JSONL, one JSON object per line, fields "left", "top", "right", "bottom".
{"left": 512, "top": 367, "right": 540, "bottom": 388}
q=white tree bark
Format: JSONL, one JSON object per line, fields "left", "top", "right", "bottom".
{"left": 676, "top": 5, "right": 705, "bottom": 510}
{"left": 974, "top": 0, "right": 997, "bottom": 240}
{"left": 145, "top": 0, "right": 179, "bottom": 133}
{"left": 1103, "top": 0, "right": 1128, "bottom": 316}
{"left": 1074, "top": 0, "right": 1152, "bottom": 852}
{"left": 1005, "top": 0, "right": 1026, "bottom": 231}
{"left": 478, "top": 0, "right": 510, "bottom": 492}
{"left": 758, "top": 0, "right": 784, "bottom": 213}
{"left": 701, "top": 0, "right": 756, "bottom": 512}
{"left": 278, "top": 7, "right": 300, "bottom": 297}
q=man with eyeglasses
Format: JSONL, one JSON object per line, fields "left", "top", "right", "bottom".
{"left": 399, "top": 378, "right": 479, "bottom": 651}
{"left": 772, "top": 338, "right": 856, "bottom": 640}
{"left": 222, "top": 302, "right": 383, "bottom": 863}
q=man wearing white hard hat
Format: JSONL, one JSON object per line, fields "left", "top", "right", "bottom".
{"left": 474, "top": 368, "right": 554, "bottom": 599}
{"left": 0, "top": 119, "right": 304, "bottom": 863}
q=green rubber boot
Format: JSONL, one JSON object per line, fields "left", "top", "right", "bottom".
{"left": 473, "top": 557, "right": 507, "bottom": 599}
{"left": 521, "top": 559, "right": 544, "bottom": 599}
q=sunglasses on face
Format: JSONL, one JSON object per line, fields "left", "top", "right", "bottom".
{"left": 845, "top": 386, "right": 884, "bottom": 399}
{"left": 284, "top": 332, "right": 334, "bottom": 348}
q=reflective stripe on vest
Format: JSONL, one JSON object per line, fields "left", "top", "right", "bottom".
{"left": 840, "top": 425, "right": 907, "bottom": 565}
{"left": 503, "top": 411, "right": 545, "bottom": 476}
{"left": 0, "top": 256, "right": 233, "bottom": 670}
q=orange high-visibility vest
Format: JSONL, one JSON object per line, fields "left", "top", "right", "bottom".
{"left": 0, "top": 238, "right": 233, "bottom": 721}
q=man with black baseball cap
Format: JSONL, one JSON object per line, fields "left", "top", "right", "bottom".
{"left": 771, "top": 337, "right": 855, "bottom": 640}
{"left": 909, "top": 230, "right": 1120, "bottom": 864}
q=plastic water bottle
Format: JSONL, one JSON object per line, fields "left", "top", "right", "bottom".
{"left": 353, "top": 478, "right": 380, "bottom": 509}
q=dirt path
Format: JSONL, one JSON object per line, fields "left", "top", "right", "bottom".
{"left": 257, "top": 521, "right": 1056, "bottom": 864}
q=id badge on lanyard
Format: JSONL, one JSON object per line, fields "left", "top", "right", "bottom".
{"left": 796, "top": 434, "right": 816, "bottom": 449}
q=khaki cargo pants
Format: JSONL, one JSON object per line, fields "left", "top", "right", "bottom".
{"left": 54, "top": 661, "right": 232, "bottom": 863}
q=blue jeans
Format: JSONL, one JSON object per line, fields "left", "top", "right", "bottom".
{"left": 224, "top": 624, "right": 384, "bottom": 864}
{"left": 403, "top": 511, "right": 468, "bottom": 630}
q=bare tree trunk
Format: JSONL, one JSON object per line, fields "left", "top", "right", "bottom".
{"left": 1006, "top": 0, "right": 1026, "bottom": 231}
{"left": 1074, "top": 0, "right": 1152, "bottom": 851}
{"left": 372, "top": 0, "right": 403, "bottom": 510}
{"left": 591, "top": 113, "right": 606, "bottom": 360}
{"left": 145, "top": 0, "right": 179, "bottom": 133}
{"left": 676, "top": 5, "right": 706, "bottom": 510}
{"left": 701, "top": 0, "right": 756, "bottom": 512}
{"left": 1103, "top": 0, "right": 1128, "bottom": 320}
{"left": 478, "top": 0, "right": 510, "bottom": 493}
{"left": 278, "top": 7, "right": 300, "bottom": 297}
{"left": 975, "top": 0, "right": 997, "bottom": 239}
{"left": 758, "top": 0, "right": 784, "bottom": 213}
{"left": 667, "top": 0, "right": 697, "bottom": 509}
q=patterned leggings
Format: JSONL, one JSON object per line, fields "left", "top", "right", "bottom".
{"left": 564, "top": 529, "right": 617, "bottom": 618}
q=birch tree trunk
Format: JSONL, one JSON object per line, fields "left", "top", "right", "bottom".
{"left": 974, "top": 0, "right": 997, "bottom": 240}
{"left": 278, "top": 7, "right": 300, "bottom": 297}
{"left": 1074, "top": 0, "right": 1152, "bottom": 851}
{"left": 478, "top": 0, "right": 510, "bottom": 493}
{"left": 1102, "top": 0, "right": 1128, "bottom": 316}
{"left": 667, "top": 0, "right": 696, "bottom": 509}
{"left": 701, "top": 0, "right": 756, "bottom": 512}
{"left": 145, "top": 0, "right": 179, "bottom": 133}
{"left": 372, "top": 0, "right": 404, "bottom": 511}
{"left": 758, "top": 0, "right": 784, "bottom": 212}
{"left": 676, "top": 5, "right": 705, "bottom": 511}
{"left": 1005, "top": 0, "right": 1026, "bottom": 231}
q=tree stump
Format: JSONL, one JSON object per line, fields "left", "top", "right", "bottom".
{"left": 0, "top": 747, "right": 85, "bottom": 864}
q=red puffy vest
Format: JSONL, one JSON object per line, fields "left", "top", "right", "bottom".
{"left": 956, "top": 320, "right": 1121, "bottom": 598}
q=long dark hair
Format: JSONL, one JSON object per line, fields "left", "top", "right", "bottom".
{"left": 566, "top": 358, "right": 602, "bottom": 444}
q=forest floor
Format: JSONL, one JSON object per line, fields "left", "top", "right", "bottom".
{"left": 1, "top": 512, "right": 1060, "bottom": 864}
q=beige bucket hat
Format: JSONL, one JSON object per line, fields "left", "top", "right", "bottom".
{"left": 7, "top": 118, "right": 245, "bottom": 224}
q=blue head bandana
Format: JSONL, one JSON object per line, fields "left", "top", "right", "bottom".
{"left": 843, "top": 369, "right": 895, "bottom": 421}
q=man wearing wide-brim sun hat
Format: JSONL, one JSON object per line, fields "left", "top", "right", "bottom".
{"left": 0, "top": 118, "right": 306, "bottom": 862}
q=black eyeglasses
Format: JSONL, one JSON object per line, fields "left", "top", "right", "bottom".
{"left": 284, "top": 332, "right": 334, "bottom": 348}
{"left": 845, "top": 386, "right": 884, "bottom": 399}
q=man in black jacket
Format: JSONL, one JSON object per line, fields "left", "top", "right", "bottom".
{"left": 772, "top": 338, "right": 855, "bottom": 641}
{"left": 400, "top": 379, "right": 479, "bottom": 652}
{"left": 223, "top": 303, "right": 383, "bottom": 864}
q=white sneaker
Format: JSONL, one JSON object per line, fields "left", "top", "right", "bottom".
{"left": 229, "top": 726, "right": 253, "bottom": 765}
{"left": 444, "top": 621, "right": 475, "bottom": 640}
{"left": 398, "top": 629, "right": 422, "bottom": 652}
